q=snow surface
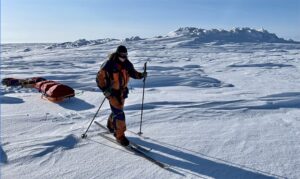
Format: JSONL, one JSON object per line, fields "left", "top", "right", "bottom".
{"left": 1, "top": 28, "right": 300, "bottom": 179}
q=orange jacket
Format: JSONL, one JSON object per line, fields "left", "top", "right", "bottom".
{"left": 96, "top": 54, "right": 143, "bottom": 94}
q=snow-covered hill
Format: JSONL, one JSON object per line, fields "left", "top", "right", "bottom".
{"left": 168, "top": 27, "right": 297, "bottom": 44}
{"left": 1, "top": 28, "right": 300, "bottom": 179}
{"left": 42, "top": 27, "right": 299, "bottom": 50}
{"left": 45, "top": 38, "right": 118, "bottom": 49}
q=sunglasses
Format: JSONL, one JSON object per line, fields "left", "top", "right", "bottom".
{"left": 118, "top": 52, "right": 128, "bottom": 58}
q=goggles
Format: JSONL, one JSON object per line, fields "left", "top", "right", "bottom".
{"left": 118, "top": 52, "right": 128, "bottom": 58}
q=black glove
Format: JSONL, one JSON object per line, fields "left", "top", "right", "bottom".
{"left": 142, "top": 72, "right": 148, "bottom": 78}
{"left": 103, "top": 89, "right": 111, "bottom": 98}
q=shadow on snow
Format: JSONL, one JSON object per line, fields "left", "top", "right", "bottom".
{"left": 129, "top": 137, "right": 284, "bottom": 179}
{"left": 0, "top": 96, "right": 24, "bottom": 104}
{"left": 125, "top": 92, "right": 300, "bottom": 111}
{"left": 0, "top": 145, "right": 8, "bottom": 164}
{"left": 32, "top": 134, "right": 78, "bottom": 158}
{"left": 58, "top": 97, "right": 95, "bottom": 111}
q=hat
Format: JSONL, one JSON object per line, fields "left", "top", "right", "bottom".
{"left": 116, "top": 45, "right": 127, "bottom": 53}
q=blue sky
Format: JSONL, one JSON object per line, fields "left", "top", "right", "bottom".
{"left": 1, "top": 0, "right": 300, "bottom": 43}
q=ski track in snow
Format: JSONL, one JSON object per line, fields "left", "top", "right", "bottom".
{"left": 1, "top": 37, "right": 300, "bottom": 179}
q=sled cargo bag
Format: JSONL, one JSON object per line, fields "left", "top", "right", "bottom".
{"left": 1, "top": 78, "right": 21, "bottom": 86}
{"left": 45, "top": 84, "right": 75, "bottom": 102}
{"left": 41, "top": 81, "right": 58, "bottom": 93}
{"left": 34, "top": 80, "right": 55, "bottom": 90}
{"left": 35, "top": 80, "right": 75, "bottom": 102}
{"left": 21, "top": 77, "right": 47, "bottom": 88}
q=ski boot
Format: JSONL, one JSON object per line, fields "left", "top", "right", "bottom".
{"left": 106, "top": 114, "right": 115, "bottom": 133}
{"left": 117, "top": 136, "right": 129, "bottom": 146}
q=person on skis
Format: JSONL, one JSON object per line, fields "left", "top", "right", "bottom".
{"left": 96, "top": 45, "right": 147, "bottom": 146}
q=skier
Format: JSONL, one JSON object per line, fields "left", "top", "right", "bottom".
{"left": 96, "top": 45, "right": 147, "bottom": 146}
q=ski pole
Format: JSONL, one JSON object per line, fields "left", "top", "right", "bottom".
{"left": 81, "top": 97, "right": 106, "bottom": 139}
{"left": 138, "top": 62, "right": 147, "bottom": 135}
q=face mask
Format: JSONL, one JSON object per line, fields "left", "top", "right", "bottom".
{"left": 118, "top": 57, "right": 126, "bottom": 62}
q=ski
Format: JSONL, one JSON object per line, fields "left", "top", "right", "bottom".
{"left": 94, "top": 121, "right": 167, "bottom": 169}
{"left": 98, "top": 132, "right": 167, "bottom": 169}
{"left": 94, "top": 121, "right": 151, "bottom": 152}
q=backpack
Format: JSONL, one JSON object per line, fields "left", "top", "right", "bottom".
{"left": 96, "top": 60, "right": 113, "bottom": 92}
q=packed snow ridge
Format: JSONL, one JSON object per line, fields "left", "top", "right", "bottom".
{"left": 45, "top": 38, "right": 118, "bottom": 49}
{"left": 45, "top": 27, "right": 298, "bottom": 49}
{"left": 125, "top": 36, "right": 144, "bottom": 41}
{"left": 46, "top": 37, "right": 144, "bottom": 49}
{"left": 168, "top": 27, "right": 298, "bottom": 44}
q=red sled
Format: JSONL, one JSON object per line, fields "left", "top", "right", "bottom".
{"left": 35, "top": 80, "right": 75, "bottom": 102}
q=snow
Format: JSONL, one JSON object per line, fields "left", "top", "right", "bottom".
{"left": 125, "top": 36, "right": 144, "bottom": 42}
{"left": 1, "top": 27, "right": 300, "bottom": 179}
{"left": 45, "top": 38, "right": 118, "bottom": 49}
{"left": 168, "top": 27, "right": 299, "bottom": 44}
